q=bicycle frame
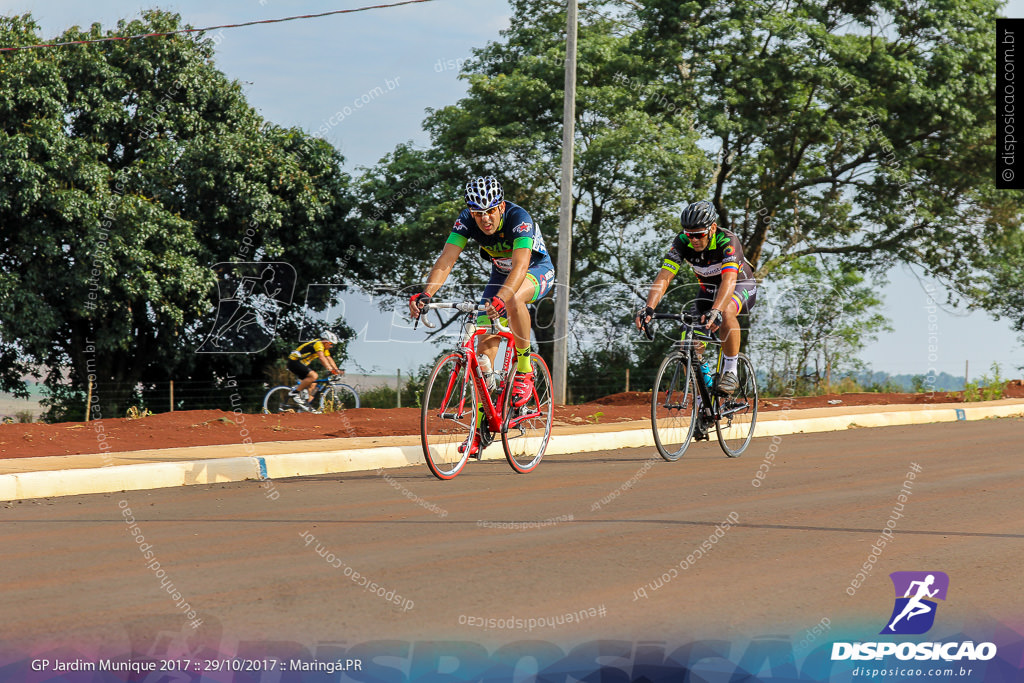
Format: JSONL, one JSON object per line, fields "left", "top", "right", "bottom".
{"left": 420, "top": 303, "right": 517, "bottom": 432}
{"left": 419, "top": 299, "right": 554, "bottom": 478}
{"left": 648, "top": 310, "right": 759, "bottom": 459}
{"left": 656, "top": 312, "right": 722, "bottom": 420}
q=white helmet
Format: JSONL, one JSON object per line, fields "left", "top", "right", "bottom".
{"left": 464, "top": 176, "right": 503, "bottom": 210}
{"left": 321, "top": 330, "right": 340, "bottom": 344}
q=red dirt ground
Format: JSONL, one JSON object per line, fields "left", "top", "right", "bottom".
{"left": 1, "top": 381, "right": 1020, "bottom": 460}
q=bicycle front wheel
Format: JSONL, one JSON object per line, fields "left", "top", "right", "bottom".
{"left": 501, "top": 353, "right": 553, "bottom": 474}
{"left": 651, "top": 352, "right": 699, "bottom": 461}
{"left": 421, "top": 353, "right": 478, "bottom": 480}
{"left": 715, "top": 353, "right": 758, "bottom": 457}
{"left": 319, "top": 383, "right": 360, "bottom": 412}
{"left": 263, "top": 386, "right": 300, "bottom": 414}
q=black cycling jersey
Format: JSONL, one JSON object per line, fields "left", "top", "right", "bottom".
{"left": 661, "top": 228, "right": 755, "bottom": 287}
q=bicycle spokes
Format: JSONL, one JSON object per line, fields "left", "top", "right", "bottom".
{"left": 651, "top": 353, "right": 699, "bottom": 461}
{"left": 421, "top": 353, "right": 478, "bottom": 479}
{"left": 501, "top": 355, "right": 553, "bottom": 474}
{"left": 714, "top": 354, "right": 758, "bottom": 457}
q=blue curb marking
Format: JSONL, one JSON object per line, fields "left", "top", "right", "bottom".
{"left": 955, "top": 409, "right": 966, "bottom": 421}
{"left": 257, "top": 457, "right": 268, "bottom": 480}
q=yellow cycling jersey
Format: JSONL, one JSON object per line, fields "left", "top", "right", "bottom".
{"left": 288, "top": 339, "right": 331, "bottom": 365}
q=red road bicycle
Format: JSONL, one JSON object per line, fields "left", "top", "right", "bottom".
{"left": 418, "top": 301, "right": 554, "bottom": 480}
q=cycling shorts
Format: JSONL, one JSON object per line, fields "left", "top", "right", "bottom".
{"left": 287, "top": 359, "right": 317, "bottom": 380}
{"left": 477, "top": 255, "right": 555, "bottom": 325}
{"left": 694, "top": 280, "right": 757, "bottom": 316}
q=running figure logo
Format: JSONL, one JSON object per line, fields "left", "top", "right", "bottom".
{"left": 197, "top": 262, "right": 296, "bottom": 353}
{"left": 880, "top": 571, "right": 949, "bottom": 635}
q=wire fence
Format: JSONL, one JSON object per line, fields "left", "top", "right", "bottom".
{"left": 2, "top": 368, "right": 652, "bottom": 423}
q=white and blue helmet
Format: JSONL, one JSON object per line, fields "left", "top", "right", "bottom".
{"left": 464, "top": 176, "right": 503, "bottom": 210}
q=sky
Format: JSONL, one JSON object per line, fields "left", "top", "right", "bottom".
{"left": 3, "top": 0, "right": 1022, "bottom": 381}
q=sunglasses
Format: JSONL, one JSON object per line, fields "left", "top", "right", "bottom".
{"left": 469, "top": 205, "right": 501, "bottom": 217}
{"left": 684, "top": 229, "right": 711, "bottom": 238}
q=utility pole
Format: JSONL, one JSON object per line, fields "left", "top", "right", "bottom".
{"left": 553, "top": 0, "right": 578, "bottom": 405}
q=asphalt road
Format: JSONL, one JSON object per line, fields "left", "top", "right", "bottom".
{"left": 1, "top": 419, "right": 1021, "bottom": 668}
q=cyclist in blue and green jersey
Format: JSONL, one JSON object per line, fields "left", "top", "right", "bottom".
{"left": 409, "top": 177, "right": 555, "bottom": 453}
{"left": 635, "top": 200, "right": 757, "bottom": 393}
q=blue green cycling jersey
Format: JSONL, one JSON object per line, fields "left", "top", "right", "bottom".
{"left": 445, "top": 201, "right": 551, "bottom": 273}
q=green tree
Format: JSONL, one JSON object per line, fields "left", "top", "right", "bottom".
{"left": 970, "top": 224, "right": 1024, "bottom": 369}
{"left": 357, "top": 0, "right": 710, "bottom": 372}
{"left": 750, "top": 257, "right": 892, "bottom": 395}
{"left": 358, "top": 0, "right": 1021, "bottom": 400}
{"left": 633, "top": 0, "right": 1022, "bottom": 289}
{"left": 0, "top": 12, "right": 366, "bottom": 419}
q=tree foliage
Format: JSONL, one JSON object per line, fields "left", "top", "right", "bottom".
{"left": 359, "top": 0, "right": 1020, "bottom": 394}
{"left": 750, "top": 257, "right": 892, "bottom": 395}
{"left": 0, "top": 11, "right": 365, "bottom": 417}
{"left": 634, "top": 0, "right": 1021, "bottom": 290}
{"left": 357, "top": 0, "right": 710, "bottom": 369}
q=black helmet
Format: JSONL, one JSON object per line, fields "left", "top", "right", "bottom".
{"left": 679, "top": 201, "right": 718, "bottom": 231}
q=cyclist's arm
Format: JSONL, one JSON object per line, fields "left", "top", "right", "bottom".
{"left": 493, "top": 247, "right": 531, "bottom": 304}
{"left": 709, "top": 268, "right": 738, "bottom": 314}
{"left": 318, "top": 350, "right": 341, "bottom": 375}
{"left": 421, "top": 242, "right": 463, "bottom": 297}
{"left": 645, "top": 268, "right": 676, "bottom": 310}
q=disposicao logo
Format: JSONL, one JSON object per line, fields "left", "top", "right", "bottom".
{"left": 831, "top": 571, "right": 997, "bottom": 663}
{"left": 881, "top": 571, "right": 948, "bottom": 635}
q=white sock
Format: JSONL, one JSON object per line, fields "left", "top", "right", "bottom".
{"left": 723, "top": 354, "right": 738, "bottom": 373}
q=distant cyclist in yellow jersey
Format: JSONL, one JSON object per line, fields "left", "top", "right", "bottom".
{"left": 287, "top": 330, "right": 342, "bottom": 407}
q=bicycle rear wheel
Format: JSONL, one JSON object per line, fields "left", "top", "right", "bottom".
{"left": 263, "top": 386, "right": 302, "bottom": 414}
{"left": 715, "top": 353, "right": 758, "bottom": 457}
{"left": 651, "top": 352, "right": 699, "bottom": 461}
{"left": 501, "top": 354, "right": 553, "bottom": 474}
{"left": 421, "top": 353, "right": 478, "bottom": 480}
{"left": 319, "top": 383, "right": 360, "bottom": 412}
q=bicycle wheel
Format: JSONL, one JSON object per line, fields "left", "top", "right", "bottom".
{"left": 501, "top": 353, "right": 553, "bottom": 474}
{"left": 715, "top": 353, "right": 758, "bottom": 457}
{"left": 263, "top": 386, "right": 301, "bottom": 414}
{"left": 319, "top": 383, "right": 360, "bottom": 412}
{"left": 651, "top": 352, "right": 699, "bottom": 461}
{"left": 421, "top": 353, "right": 478, "bottom": 480}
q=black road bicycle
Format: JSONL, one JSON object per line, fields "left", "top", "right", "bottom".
{"left": 643, "top": 311, "right": 758, "bottom": 461}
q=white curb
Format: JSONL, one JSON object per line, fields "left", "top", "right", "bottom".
{"left": 0, "top": 402, "right": 1020, "bottom": 502}
{"left": 0, "top": 457, "right": 261, "bottom": 502}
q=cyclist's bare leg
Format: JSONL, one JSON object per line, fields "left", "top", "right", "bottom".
{"left": 477, "top": 334, "right": 500, "bottom": 366}
{"left": 719, "top": 301, "right": 742, "bottom": 357}
{"left": 297, "top": 370, "right": 318, "bottom": 395}
{"left": 478, "top": 278, "right": 537, "bottom": 366}
{"left": 506, "top": 278, "right": 537, "bottom": 350}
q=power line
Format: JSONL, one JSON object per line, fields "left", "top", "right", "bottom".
{"left": 0, "top": 0, "right": 438, "bottom": 53}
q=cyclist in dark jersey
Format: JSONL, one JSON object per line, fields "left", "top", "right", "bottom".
{"left": 635, "top": 200, "right": 757, "bottom": 393}
{"left": 409, "top": 176, "right": 555, "bottom": 454}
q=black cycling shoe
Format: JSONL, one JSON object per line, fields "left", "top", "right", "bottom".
{"left": 693, "top": 418, "right": 711, "bottom": 442}
{"left": 467, "top": 428, "right": 494, "bottom": 460}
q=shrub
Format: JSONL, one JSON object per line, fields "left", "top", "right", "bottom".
{"left": 964, "top": 363, "right": 1007, "bottom": 402}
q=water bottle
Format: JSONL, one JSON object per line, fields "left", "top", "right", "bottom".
{"left": 697, "top": 356, "right": 714, "bottom": 388}
{"left": 477, "top": 353, "right": 498, "bottom": 391}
